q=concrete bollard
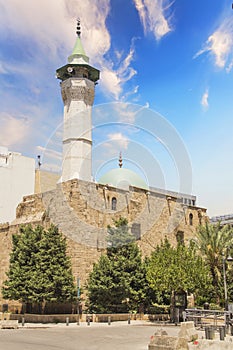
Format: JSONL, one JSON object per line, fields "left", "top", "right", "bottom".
{"left": 108, "top": 316, "right": 111, "bottom": 325}
{"left": 66, "top": 317, "right": 69, "bottom": 326}
{"left": 209, "top": 327, "right": 215, "bottom": 340}
{"left": 87, "top": 316, "right": 90, "bottom": 326}
{"left": 77, "top": 314, "right": 80, "bottom": 326}
{"left": 22, "top": 317, "right": 25, "bottom": 327}
{"left": 219, "top": 326, "right": 225, "bottom": 340}
{"left": 205, "top": 327, "right": 209, "bottom": 339}
{"left": 128, "top": 315, "right": 131, "bottom": 324}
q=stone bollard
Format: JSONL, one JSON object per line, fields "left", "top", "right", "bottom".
{"left": 108, "top": 316, "right": 111, "bottom": 325}
{"left": 66, "top": 317, "right": 69, "bottom": 326}
{"left": 22, "top": 317, "right": 25, "bottom": 327}
{"left": 128, "top": 315, "right": 131, "bottom": 324}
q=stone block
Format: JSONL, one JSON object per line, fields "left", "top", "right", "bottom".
{"left": 178, "top": 321, "right": 198, "bottom": 342}
{"left": 148, "top": 335, "right": 189, "bottom": 350}
{"left": 0, "top": 320, "right": 18, "bottom": 329}
{"left": 1, "top": 312, "right": 10, "bottom": 320}
{"left": 188, "top": 339, "right": 233, "bottom": 349}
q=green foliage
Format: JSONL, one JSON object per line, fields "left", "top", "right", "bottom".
{"left": 193, "top": 222, "right": 233, "bottom": 303}
{"left": 227, "top": 265, "right": 233, "bottom": 304}
{"left": 146, "top": 239, "right": 213, "bottom": 304}
{"left": 87, "top": 218, "right": 148, "bottom": 313}
{"left": 2, "top": 225, "right": 76, "bottom": 312}
{"left": 146, "top": 303, "right": 170, "bottom": 314}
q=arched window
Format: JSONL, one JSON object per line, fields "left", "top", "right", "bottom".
{"left": 111, "top": 197, "right": 117, "bottom": 211}
{"left": 189, "top": 213, "right": 193, "bottom": 226}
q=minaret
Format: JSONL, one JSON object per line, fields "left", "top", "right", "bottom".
{"left": 56, "top": 20, "right": 100, "bottom": 182}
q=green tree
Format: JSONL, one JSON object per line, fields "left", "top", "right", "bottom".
{"left": 2, "top": 225, "right": 76, "bottom": 313}
{"left": 193, "top": 222, "right": 233, "bottom": 303}
{"left": 146, "top": 239, "right": 213, "bottom": 305}
{"left": 86, "top": 218, "right": 148, "bottom": 313}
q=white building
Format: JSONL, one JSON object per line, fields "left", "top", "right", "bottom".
{"left": 0, "top": 146, "right": 35, "bottom": 223}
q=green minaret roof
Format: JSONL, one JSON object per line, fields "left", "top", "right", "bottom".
{"left": 56, "top": 19, "right": 100, "bottom": 83}
{"left": 68, "top": 19, "right": 89, "bottom": 64}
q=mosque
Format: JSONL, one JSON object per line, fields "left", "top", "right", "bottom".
{"left": 0, "top": 21, "right": 207, "bottom": 312}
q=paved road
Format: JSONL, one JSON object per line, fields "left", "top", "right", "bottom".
{"left": 0, "top": 322, "right": 182, "bottom": 350}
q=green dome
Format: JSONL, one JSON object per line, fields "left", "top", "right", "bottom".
{"left": 98, "top": 168, "right": 148, "bottom": 190}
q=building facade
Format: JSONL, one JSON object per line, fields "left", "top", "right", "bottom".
{"left": 0, "top": 146, "right": 35, "bottom": 224}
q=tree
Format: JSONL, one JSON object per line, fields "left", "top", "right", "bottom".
{"left": 2, "top": 225, "right": 76, "bottom": 313}
{"left": 86, "top": 218, "right": 148, "bottom": 313}
{"left": 193, "top": 222, "right": 233, "bottom": 303}
{"left": 146, "top": 239, "right": 213, "bottom": 305}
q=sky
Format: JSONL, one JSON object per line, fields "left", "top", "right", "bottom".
{"left": 0, "top": 0, "right": 233, "bottom": 217}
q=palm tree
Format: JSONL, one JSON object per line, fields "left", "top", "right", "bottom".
{"left": 193, "top": 222, "right": 233, "bottom": 303}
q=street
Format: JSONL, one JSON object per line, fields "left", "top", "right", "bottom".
{"left": 0, "top": 322, "right": 181, "bottom": 350}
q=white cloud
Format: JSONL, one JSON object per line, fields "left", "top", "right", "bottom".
{"left": 0, "top": 0, "right": 69, "bottom": 59}
{"left": 0, "top": 0, "right": 138, "bottom": 101}
{"left": 100, "top": 69, "right": 122, "bottom": 100}
{"left": 36, "top": 146, "right": 62, "bottom": 161}
{"left": 107, "top": 132, "right": 130, "bottom": 150}
{"left": 110, "top": 102, "right": 149, "bottom": 123}
{"left": 0, "top": 62, "right": 7, "bottom": 74}
{"left": 99, "top": 132, "right": 130, "bottom": 161}
{"left": 201, "top": 89, "right": 209, "bottom": 110}
{"left": 100, "top": 42, "right": 137, "bottom": 100}
{"left": 194, "top": 17, "right": 233, "bottom": 71}
{"left": 133, "top": 0, "right": 174, "bottom": 40}
{"left": 0, "top": 113, "right": 31, "bottom": 148}
{"left": 0, "top": 0, "right": 111, "bottom": 62}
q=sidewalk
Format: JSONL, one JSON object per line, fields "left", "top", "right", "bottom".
{"left": 18, "top": 319, "right": 164, "bottom": 328}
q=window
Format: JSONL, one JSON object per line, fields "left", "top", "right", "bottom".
{"left": 111, "top": 197, "right": 117, "bottom": 211}
{"left": 189, "top": 213, "right": 193, "bottom": 226}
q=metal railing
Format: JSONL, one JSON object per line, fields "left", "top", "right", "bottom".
{"left": 184, "top": 308, "right": 231, "bottom": 329}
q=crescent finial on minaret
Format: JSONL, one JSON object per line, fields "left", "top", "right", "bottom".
{"left": 119, "top": 152, "right": 123, "bottom": 168}
{"left": 76, "top": 18, "right": 81, "bottom": 37}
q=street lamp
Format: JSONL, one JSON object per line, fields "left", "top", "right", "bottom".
{"left": 222, "top": 252, "right": 233, "bottom": 311}
{"left": 77, "top": 277, "right": 80, "bottom": 325}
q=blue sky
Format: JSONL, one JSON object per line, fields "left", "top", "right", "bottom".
{"left": 0, "top": 0, "right": 233, "bottom": 217}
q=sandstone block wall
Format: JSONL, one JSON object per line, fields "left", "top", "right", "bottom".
{"left": 0, "top": 179, "right": 206, "bottom": 309}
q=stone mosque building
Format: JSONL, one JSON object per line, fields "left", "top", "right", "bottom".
{"left": 0, "top": 21, "right": 207, "bottom": 311}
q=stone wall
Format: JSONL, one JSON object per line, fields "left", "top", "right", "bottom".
{"left": 0, "top": 179, "right": 207, "bottom": 309}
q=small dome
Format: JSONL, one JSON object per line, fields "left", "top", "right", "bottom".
{"left": 98, "top": 168, "right": 148, "bottom": 190}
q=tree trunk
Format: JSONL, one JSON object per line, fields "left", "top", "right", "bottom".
{"left": 41, "top": 299, "right": 46, "bottom": 314}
